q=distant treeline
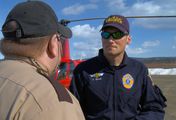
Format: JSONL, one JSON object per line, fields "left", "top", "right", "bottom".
{"left": 135, "top": 57, "right": 176, "bottom": 68}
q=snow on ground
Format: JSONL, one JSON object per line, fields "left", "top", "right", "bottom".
{"left": 148, "top": 68, "right": 176, "bottom": 75}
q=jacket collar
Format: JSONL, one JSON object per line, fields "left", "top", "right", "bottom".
{"left": 98, "top": 49, "right": 129, "bottom": 69}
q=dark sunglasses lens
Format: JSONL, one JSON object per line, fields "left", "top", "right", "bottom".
{"left": 101, "top": 32, "right": 110, "bottom": 39}
{"left": 112, "top": 32, "right": 125, "bottom": 39}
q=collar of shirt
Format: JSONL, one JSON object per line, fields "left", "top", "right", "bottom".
{"left": 98, "top": 49, "right": 129, "bottom": 70}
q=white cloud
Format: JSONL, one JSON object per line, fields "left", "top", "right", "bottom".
{"left": 142, "top": 40, "right": 160, "bottom": 48}
{"left": 133, "top": 18, "right": 176, "bottom": 29}
{"left": 74, "top": 52, "right": 87, "bottom": 60}
{"left": 62, "top": 3, "right": 97, "bottom": 15}
{"left": 126, "top": 1, "right": 161, "bottom": 15}
{"left": 126, "top": 39, "right": 161, "bottom": 56}
{"left": 126, "top": 46, "right": 146, "bottom": 55}
{"left": 73, "top": 42, "right": 99, "bottom": 51}
{"left": 104, "top": 0, "right": 176, "bottom": 29}
{"left": 106, "top": 0, "right": 126, "bottom": 11}
{"left": 107, "top": 0, "right": 176, "bottom": 16}
{"left": 71, "top": 24, "right": 102, "bottom": 59}
{"left": 126, "top": 39, "right": 160, "bottom": 56}
{"left": 71, "top": 24, "right": 101, "bottom": 39}
{"left": 130, "top": 1, "right": 176, "bottom": 29}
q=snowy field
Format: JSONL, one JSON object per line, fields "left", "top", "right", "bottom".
{"left": 149, "top": 68, "right": 176, "bottom": 75}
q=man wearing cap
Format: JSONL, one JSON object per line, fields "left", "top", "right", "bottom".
{"left": 69, "top": 15, "right": 166, "bottom": 120}
{"left": 0, "top": 1, "right": 85, "bottom": 120}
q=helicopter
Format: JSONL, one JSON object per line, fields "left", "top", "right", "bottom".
{"left": 54, "top": 38, "right": 84, "bottom": 88}
{"left": 54, "top": 15, "right": 176, "bottom": 88}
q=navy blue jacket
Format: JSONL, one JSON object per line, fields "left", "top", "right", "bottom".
{"left": 70, "top": 49, "right": 166, "bottom": 120}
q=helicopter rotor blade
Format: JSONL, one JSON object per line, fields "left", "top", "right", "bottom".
{"left": 60, "top": 15, "right": 176, "bottom": 26}
{"left": 70, "top": 15, "right": 176, "bottom": 22}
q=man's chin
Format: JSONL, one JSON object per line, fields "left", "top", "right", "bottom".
{"left": 106, "top": 51, "right": 116, "bottom": 56}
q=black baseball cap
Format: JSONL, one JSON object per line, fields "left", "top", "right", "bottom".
{"left": 2, "top": 1, "right": 72, "bottom": 39}
{"left": 101, "top": 15, "right": 129, "bottom": 34}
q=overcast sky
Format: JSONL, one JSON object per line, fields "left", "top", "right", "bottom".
{"left": 0, "top": 0, "right": 176, "bottom": 60}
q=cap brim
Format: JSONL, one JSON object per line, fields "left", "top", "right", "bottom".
{"left": 101, "top": 24, "right": 127, "bottom": 33}
{"left": 57, "top": 23, "right": 72, "bottom": 38}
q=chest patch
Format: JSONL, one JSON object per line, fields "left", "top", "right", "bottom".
{"left": 122, "top": 73, "right": 134, "bottom": 89}
{"left": 90, "top": 73, "right": 104, "bottom": 81}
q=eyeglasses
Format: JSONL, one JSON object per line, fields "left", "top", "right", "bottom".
{"left": 57, "top": 34, "right": 66, "bottom": 44}
{"left": 101, "top": 31, "right": 128, "bottom": 40}
{"left": 57, "top": 34, "right": 66, "bottom": 57}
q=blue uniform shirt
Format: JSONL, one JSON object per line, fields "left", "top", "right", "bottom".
{"left": 70, "top": 49, "right": 166, "bottom": 120}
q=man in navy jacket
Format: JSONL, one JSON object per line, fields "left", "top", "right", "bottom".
{"left": 69, "top": 15, "right": 167, "bottom": 120}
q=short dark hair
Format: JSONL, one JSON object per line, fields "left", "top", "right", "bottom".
{"left": 0, "top": 35, "right": 52, "bottom": 58}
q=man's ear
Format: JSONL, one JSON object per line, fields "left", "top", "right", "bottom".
{"left": 127, "top": 35, "right": 131, "bottom": 45}
{"left": 47, "top": 34, "right": 58, "bottom": 58}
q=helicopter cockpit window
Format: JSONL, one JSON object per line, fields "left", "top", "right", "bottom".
{"left": 69, "top": 61, "right": 75, "bottom": 78}
{"left": 57, "top": 61, "right": 77, "bottom": 81}
{"left": 57, "top": 62, "right": 67, "bottom": 80}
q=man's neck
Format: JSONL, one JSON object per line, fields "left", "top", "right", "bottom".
{"left": 35, "top": 57, "right": 51, "bottom": 75}
{"left": 104, "top": 52, "right": 125, "bottom": 66}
